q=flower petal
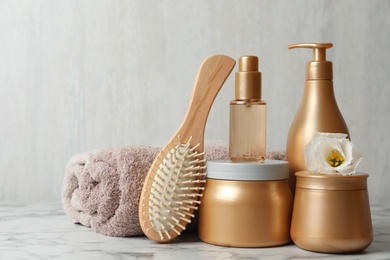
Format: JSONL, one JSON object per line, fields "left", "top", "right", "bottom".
{"left": 304, "top": 135, "right": 320, "bottom": 172}
{"left": 317, "top": 132, "right": 348, "bottom": 139}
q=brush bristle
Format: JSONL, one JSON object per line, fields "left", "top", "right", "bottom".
{"left": 142, "top": 136, "right": 206, "bottom": 241}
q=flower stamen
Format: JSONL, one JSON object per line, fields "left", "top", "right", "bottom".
{"left": 327, "top": 149, "right": 345, "bottom": 167}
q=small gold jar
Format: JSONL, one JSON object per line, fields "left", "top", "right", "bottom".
{"left": 198, "top": 160, "right": 293, "bottom": 247}
{"left": 291, "top": 171, "right": 373, "bottom": 253}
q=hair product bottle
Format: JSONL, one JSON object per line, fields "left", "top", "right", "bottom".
{"left": 229, "top": 56, "right": 266, "bottom": 162}
{"left": 286, "top": 43, "right": 350, "bottom": 193}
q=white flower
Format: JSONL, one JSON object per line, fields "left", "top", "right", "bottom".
{"left": 304, "top": 132, "right": 363, "bottom": 175}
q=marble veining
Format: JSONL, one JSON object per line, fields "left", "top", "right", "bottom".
{"left": 0, "top": 204, "right": 389, "bottom": 259}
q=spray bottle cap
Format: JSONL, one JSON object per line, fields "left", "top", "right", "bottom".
{"left": 235, "top": 56, "right": 262, "bottom": 99}
{"left": 288, "top": 43, "right": 333, "bottom": 80}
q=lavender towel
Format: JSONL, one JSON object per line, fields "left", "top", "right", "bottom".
{"left": 62, "top": 142, "right": 285, "bottom": 237}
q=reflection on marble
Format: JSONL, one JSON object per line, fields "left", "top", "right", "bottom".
{"left": 0, "top": 203, "right": 389, "bottom": 259}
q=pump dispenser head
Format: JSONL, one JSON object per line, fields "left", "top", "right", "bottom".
{"left": 235, "top": 56, "right": 262, "bottom": 100}
{"left": 288, "top": 43, "right": 333, "bottom": 80}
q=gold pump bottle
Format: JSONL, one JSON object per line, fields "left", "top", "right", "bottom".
{"left": 230, "top": 56, "right": 266, "bottom": 162}
{"left": 286, "top": 43, "right": 350, "bottom": 193}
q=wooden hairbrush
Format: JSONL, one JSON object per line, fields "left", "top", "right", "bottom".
{"left": 139, "top": 55, "right": 236, "bottom": 242}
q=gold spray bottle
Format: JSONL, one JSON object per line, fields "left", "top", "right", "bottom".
{"left": 230, "top": 56, "right": 266, "bottom": 162}
{"left": 286, "top": 43, "right": 350, "bottom": 192}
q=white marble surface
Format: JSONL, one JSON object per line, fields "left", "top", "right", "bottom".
{"left": 0, "top": 203, "right": 389, "bottom": 260}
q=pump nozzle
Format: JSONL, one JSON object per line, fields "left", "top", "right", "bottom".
{"left": 288, "top": 43, "right": 333, "bottom": 80}
{"left": 235, "top": 56, "right": 262, "bottom": 99}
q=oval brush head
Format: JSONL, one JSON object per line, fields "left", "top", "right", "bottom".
{"left": 139, "top": 55, "right": 236, "bottom": 242}
{"left": 141, "top": 136, "right": 206, "bottom": 241}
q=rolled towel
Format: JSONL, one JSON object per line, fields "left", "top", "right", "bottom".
{"left": 62, "top": 142, "right": 285, "bottom": 237}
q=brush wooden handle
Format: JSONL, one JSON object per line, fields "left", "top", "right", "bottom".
{"left": 170, "top": 55, "right": 236, "bottom": 149}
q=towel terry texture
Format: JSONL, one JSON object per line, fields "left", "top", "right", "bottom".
{"left": 62, "top": 142, "right": 286, "bottom": 237}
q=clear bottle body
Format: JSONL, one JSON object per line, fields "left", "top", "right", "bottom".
{"left": 229, "top": 99, "right": 266, "bottom": 162}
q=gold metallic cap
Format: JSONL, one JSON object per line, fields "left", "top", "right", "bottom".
{"left": 288, "top": 43, "right": 333, "bottom": 80}
{"left": 235, "top": 56, "right": 262, "bottom": 99}
{"left": 295, "top": 171, "right": 368, "bottom": 191}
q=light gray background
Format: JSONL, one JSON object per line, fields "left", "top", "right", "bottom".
{"left": 1, "top": 0, "right": 389, "bottom": 206}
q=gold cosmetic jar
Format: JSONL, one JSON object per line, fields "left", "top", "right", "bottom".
{"left": 198, "top": 160, "right": 293, "bottom": 247}
{"left": 291, "top": 171, "right": 373, "bottom": 253}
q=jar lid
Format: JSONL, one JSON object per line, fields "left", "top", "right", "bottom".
{"left": 295, "top": 171, "right": 369, "bottom": 191}
{"left": 206, "top": 160, "right": 289, "bottom": 181}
